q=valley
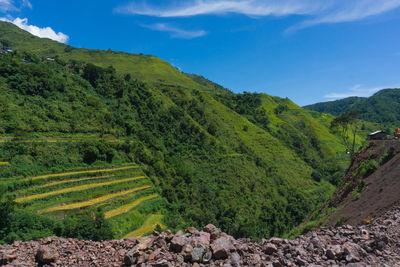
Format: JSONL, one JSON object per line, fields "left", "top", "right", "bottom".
{"left": 0, "top": 18, "right": 398, "bottom": 257}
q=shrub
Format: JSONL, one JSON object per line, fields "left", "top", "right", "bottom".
{"left": 357, "top": 160, "right": 379, "bottom": 178}
{"left": 379, "top": 148, "right": 395, "bottom": 165}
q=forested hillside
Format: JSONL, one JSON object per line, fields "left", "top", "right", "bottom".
{"left": 0, "top": 20, "right": 376, "bottom": 243}
{"left": 304, "top": 89, "right": 400, "bottom": 126}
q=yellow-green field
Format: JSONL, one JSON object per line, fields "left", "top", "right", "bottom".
{"left": 5, "top": 165, "right": 164, "bottom": 238}
{"left": 124, "top": 214, "right": 165, "bottom": 238}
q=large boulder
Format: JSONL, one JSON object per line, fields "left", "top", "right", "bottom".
{"left": 203, "top": 224, "right": 217, "bottom": 233}
{"left": 170, "top": 235, "right": 188, "bottom": 253}
{"left": 211, "top": 236, "right": 235, "bottom": 260}
{"left": 36, "top": 246, "right": 59, "bottom": 264}
{"left": 191, "top": 231, "right": 211, "bottom": 248}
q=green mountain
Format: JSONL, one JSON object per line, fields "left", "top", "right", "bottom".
{"left": 0, "top": 21, "right": 375, "bottom": 242}
{"left": 304, "top": 89, "right": 400, "bottom": 126}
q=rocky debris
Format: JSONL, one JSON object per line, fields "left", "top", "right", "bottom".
{"left": 1, "top": 206, "right": 400, "bottom": 266}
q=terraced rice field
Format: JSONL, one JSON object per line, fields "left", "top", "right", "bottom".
{"left": 124, "top": 214, "right": 165, "bottom": 238}
{"left": 5, "top": 165, "right": 164, "bottom": 238}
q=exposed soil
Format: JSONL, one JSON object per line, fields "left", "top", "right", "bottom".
{"left": 329, "top": 140, "right": 400, "bottom": 226}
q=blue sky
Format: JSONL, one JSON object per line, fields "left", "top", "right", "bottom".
{"left": 1, "top": 0, "right": 400, "bottom": 106}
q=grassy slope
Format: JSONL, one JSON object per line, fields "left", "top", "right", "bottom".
{"left": 0, "top": 21, "right": 202, "bottom": 90}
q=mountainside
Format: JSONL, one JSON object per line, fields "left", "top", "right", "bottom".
{"left": 304, "top": 89, "right": 400, "bottom": 126}
{"left": 0, "top": 20, "right": 378, "bottom": 243}
{"left": 328, "top": 140, "right": 400, "bottom": 226}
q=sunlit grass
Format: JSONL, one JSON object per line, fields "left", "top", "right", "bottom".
{"left": 105, "top": 194, "right": 158, "bottom": 219}
{"left": 39, "top": 184, "right": 150, "bottom": 213}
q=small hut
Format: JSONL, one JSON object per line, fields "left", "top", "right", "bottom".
{"left": 367, "top": 130, "right": 388, "bottom": 140}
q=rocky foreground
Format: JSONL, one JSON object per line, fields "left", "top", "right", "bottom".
{"left": 1, "top": 206, "right": 400, "bottom": 266}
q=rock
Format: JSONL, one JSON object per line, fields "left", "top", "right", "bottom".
{"left": 272, "top": 261, "right": 283, "bottom": 267}
{"left": 269, "top": 237, "right": 285, "bottom": 245}
{"left": 124, "top": 241, "right": 148, "bottom": 266}
{"left": 231, "top": 252, "right": 241, "bottom": 267}
{"left": 203, "top": 224, "right": 217, "bottom": 233}
{"left": 326, "top": 245, "right": 343, "bottom": 260}
{"left": 191, "top": 245, "right": 206, "bottom": 262}
{"left": 212, "top": 236, "right": 235, "bottom": 260}
{"left": 186, "top": 227, "right": 199, "bottom": 235}
{"left": 36, "top": 246, "right": 59, "bottom": 264}
{"left": 138, "top": 236, "right": 153, "bottom": 250}
{"left": 170, "top": 235, "right": 188, "bottom": 253}
{"left": 202, "top": 251, "right": 212, "bottom": 263}
{"left": 345, "top": 263, "right": 367, "bottom": 267}
{"left": 163, "top": 229, "right": 174, "bottom": 241}
{"left": 181, "top": 243, "right": 193, "bottom": 261}
{"left": 264, "top": 243, "right": 278, "bottom": 255}
{"left": 210, "top": 228, "right": 222, "bottom": 240}
{"left": 360, "top": 229, "right": 370, "bottom": 240}
{"left": 343, "top": 243, "right": 361, "bottom": 262}
{"left": 0, "top": 250, "right": 17, "bottom": 265}
{"left": 192, "top": 231, "right": 211, "bottom": 248}
{"left": 295, "top": 256, "right": 307, "bottom": 266}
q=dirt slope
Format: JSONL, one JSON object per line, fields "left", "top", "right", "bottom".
{"left": 330, "top": 140, "right": 400, "bottom": 226}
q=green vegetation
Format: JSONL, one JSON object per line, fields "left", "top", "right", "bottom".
{"left": 357, "top": 160, "right": 379, "bottom": 178}
{"left": 330, "top": 110, "right": 360, "bottom": 160}
{"left": 0, "top": 21, "right": 381, "bottom": 242}
{"left": 0, "top": 197, "right": 112, "bottom": 243}
{"left": 379, "top": 148, "right": 395, "bottom": 165}
{"left": 305, "top": 88, "right": 400, "bottom": 127}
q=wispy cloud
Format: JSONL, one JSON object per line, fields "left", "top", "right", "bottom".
{"left": 0, "top": 17, "right": 69, "bottom": 43}
{"left": 142, "top": 23, "right": 207, "bottom": 39}
{"left": 0, "top": 0, "right": 13, "bottom": 12}
{"left": 0, "top": 0, "right": 31, "bottom": 12}
{"left": 325, "top": 84, "right": 400, "bottom": 99}
{"left": 116, "top": 0, "right": 400, "bottom": 31}
{"left": 115, "top": 0, "right": 325, "bottom": 17}
{"left": 287, "top": 0, "right": 400, "bottom": 33}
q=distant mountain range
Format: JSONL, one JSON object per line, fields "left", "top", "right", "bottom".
{"left": 304, "top": 89, "right": 400, "bottom": 126}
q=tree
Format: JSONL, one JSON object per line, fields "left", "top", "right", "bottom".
{"left": 330, "top": 110, "right": 360, "bottom": 160}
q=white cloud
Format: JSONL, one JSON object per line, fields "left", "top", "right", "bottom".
{"left": 116, "top": 0, "right": 400, "bottom": 31}
{"left": 115, "top": 0, "right": 325, "bottom": 17}
{"left": 0, "top": 0, "right": 31, "bottom": 12}
{"left": 143, "top": 23, "right": 207, "bottom": 39}
{"left": 1, "top": 17, "right": 69, "bottom": 43}
{"left": 324, "top": 84, "right": 400, "bottom": 99}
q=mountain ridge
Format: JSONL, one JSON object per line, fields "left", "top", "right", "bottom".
{"left": 304, "top": 88, "right": 400, "bottom": 126}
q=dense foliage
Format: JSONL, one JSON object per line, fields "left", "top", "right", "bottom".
{"left": 304, "top": 89, "right": 400, "bottom": 126}
{"left": 0, "top": 197, "right": 113, "bottom": 244}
